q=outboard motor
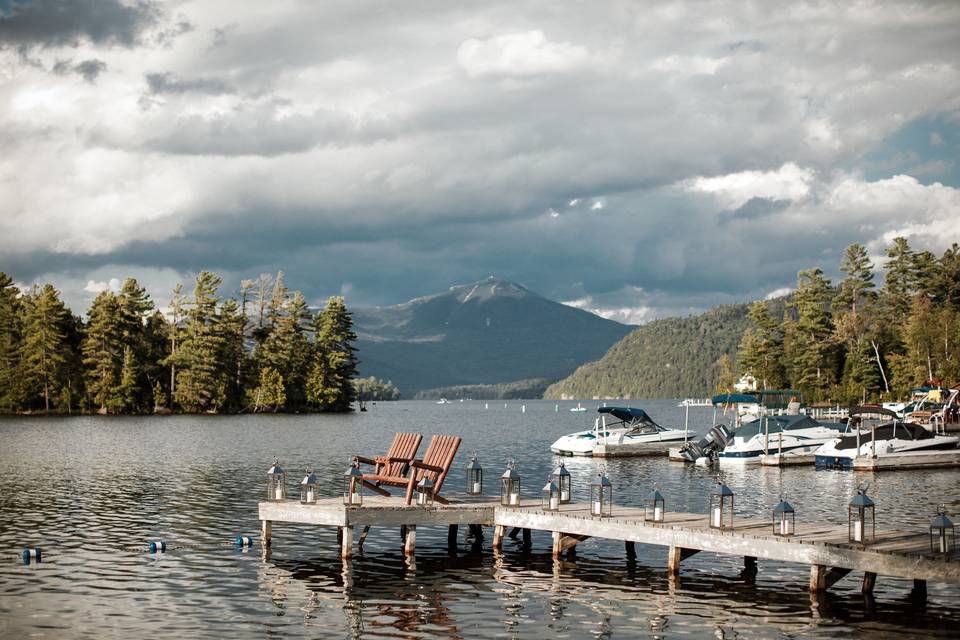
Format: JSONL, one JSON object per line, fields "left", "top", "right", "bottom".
{"left": 678, "top": 424, "right": 735, "bottom": 462}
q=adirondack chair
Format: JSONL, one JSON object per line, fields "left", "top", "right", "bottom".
{"left": 361, "top": 434, "right": 462, "bottom": 505}
{"left": 354, "top": 432, "right": 423, "bottom": 497}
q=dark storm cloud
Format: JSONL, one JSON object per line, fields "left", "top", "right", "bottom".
{"left": 145, "top": 71, "right": 232, "bottom": 95}
{"left": 52, "top": 58, "right": 106, "bottom": 82}
{"left": 0, "top": 0, "right": 160, "bottom": 48}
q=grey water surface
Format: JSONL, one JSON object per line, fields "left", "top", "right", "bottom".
{"left": 0, "top": 399, "right": 957, "bottom": 638}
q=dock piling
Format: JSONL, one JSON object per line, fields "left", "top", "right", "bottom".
{"left": 261, "top": 520, "right": 272, "bottom": 547}
{"left": 340, "top": 526, "right": 353, "bottom": 559}
{"left": 809, "top": 565, "right": 852, "bottom": 592}
{"left": 625, "top": 540, "right": 636, "bottom": 559}
{"left": 404, "top": 525, "right": 417, "bottom": 556}
{"left": 862, "top": 571, "right": 877, "bottom": 594}
{"left": 492, "top": 525, "right": 505, "bottom": 550}
{"left": 667, "top": 545, "right": 699, "bottom": 575}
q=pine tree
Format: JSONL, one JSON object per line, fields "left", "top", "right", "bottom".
{"left": 82, "top": 291, "right": 125, "bottom": 413}
{"left": 174, "top": 272, "right": 227, "bottom": 412}
{"left": 257, "top": 290, "right": 312, "bottom": 408}
{"left": 737, "top": 301, "right": 785, "bottom": 389}
{"left": 117, "top": 278, "right": 154, "bottom": 411}
{"left": 249, "top": 366, "right": 285, "bottom": 412}
{"left": 0, "top": 273, "right": 23, "bottom": 411}
{"left": 216, "top": 298, "right": 247, "bottom": 411}
{"left": 789, "top": 268, "right": 836, "bottom": 400}
{"left": 163, "top": 283, "right": 187, "bottom": 406}
{"left": 143, "top": 310, "right": 169, "bottom": 408}
{"left": 835, "top": 243, "right": 875, "bottom": 314}
{"left": 713, "top": 353, "right": 736, "bottom": 393}
{"left": 307, "top": 296, "right": 358, "bottom": 411}
{"left": 19, "top": 284, "right": 70, "bottom": 413}
{"left": 881, "top": 237, "right": 915, "bottom": 320}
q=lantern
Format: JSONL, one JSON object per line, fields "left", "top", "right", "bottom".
{"left": 551, "top": 461, "right": 572, "bottom": 504}
{"left": 500, "top": 460, "right": 521, "bottom": 507}
{"left": 466, "top": 453, "right": 483, "bottom": 495}
{"left": 416, "top": 475, "right": 435, "bottom": 506}
{"left": 542, "top": 477, "right": 560, "bottom": 511}
{"left": 590, "top": 470, "right": 612, "bottom": 517}
{"left": 848, "top": 485, "right": 875, "bottom": 544}
{"left": 710, "top": 478, "right": 734, "bottom": 530}
{"left": 645, "top": 485, "right": 665, "bottom": 523}
{"left": 772, "top": 498, "right": 795, "bottom": 537}
{"left": 300, "top": 468, "right": 319, "bottom": 504}
{"left": 343, "top": 458, "right": 363, "bottom": 506}
{"left": 930, "top": 506, "right": 955, "bottom": 555}
{"left": 267, "top": 458, "right": 286, "bottom": 501}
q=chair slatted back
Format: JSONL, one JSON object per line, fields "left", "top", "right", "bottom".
{"left": 383, "top": 432, "right": 422, "bottom": 476}
{"left": 414, "top": 434, "right": 461, "bottom": 493}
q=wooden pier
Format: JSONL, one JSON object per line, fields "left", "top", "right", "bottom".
{"left": 259, "top": 496, "right": 959, "bottom": 595}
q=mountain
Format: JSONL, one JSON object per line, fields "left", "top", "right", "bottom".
{"left": 544, "top": 303, "right": 752, "bottom": 399}
{"left": 352, "top": 277, "right": 634, "bottom": 396}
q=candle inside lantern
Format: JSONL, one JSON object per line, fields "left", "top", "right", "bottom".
{"left": 593, "top": 500, "right": 602, "bottom": 515}
{"left": 509, "top": 491, "right": 519, "bottom": 505}
{"left": 472, "top": 481, "right": 481, "bottom": 493}
{"left": 306, "top": 489, "right": 314, "bottom": 502}
{"left": 351, "top": 491, "right": 361, "bottom": 505}
{"left": 550, "top": 494, "right": 559, "bottom": 510}
{"left": 941, "top": 534, "right": 948, "bottom": 553}
{"left": 560, "top": 489, "right": 570, "bottom": 502}
{"left": 654, "top": 505, "right": 663, "bottom": 521}
{"left": 780, "top": 518, "right": 789, "bottom": 535}
{"left": 275, "top": 486, "right": 284, "bottom": 500}
{"left": 711, "top": 506, "right": 721, "bottom": 528}
{"left": 853, "top": 519, "right": 862, "bottom": 542}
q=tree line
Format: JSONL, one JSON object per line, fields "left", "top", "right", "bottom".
{"left": 0, "top": 270, "right": 365, "bottom": 414}
{"left": 734, "top": 238, "right": 960, "bottom": 403}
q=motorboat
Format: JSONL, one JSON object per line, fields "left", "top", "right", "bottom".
{"left": 436, "top": 398, "right": 450, "bottom": 404}
{"left": 570, "top": 402, "right": 587, "bottom": 412}
{"left": 718, "top": 414, "right": 848, "bottom": 465}
{"left": 815, "top": 406, "right": 958, "bottom": 469}
{"left": 551, "top": 406, "right": 691, "bottom": 456}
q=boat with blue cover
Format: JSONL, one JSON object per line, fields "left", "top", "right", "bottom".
{"left": 550, "top": 406, "right": 690, "bottom": 456}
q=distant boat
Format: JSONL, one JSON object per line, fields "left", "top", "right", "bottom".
{"left": 570, "top": 402, "right": 587, "bottom": 412}
{"left": 437, "top": 398, "right": 450, "bottom": 404}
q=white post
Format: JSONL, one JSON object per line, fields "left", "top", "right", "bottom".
{"left": 684, "top": 403, "right": 690, "bottom": 441}
{"left": 764, "top": 417, "right": 769, "bottom": 456}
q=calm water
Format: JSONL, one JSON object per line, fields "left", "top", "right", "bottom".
{"left": 0, "top": 399, "right": 957, "bottom": 639}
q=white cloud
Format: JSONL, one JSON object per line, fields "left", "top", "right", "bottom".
{"left": 930, "top": 131, "right": 945, "bottom": 147}
{"left": 650, "top": 55, "right": 727, "bottom": 76}
{"left": 590, "top": 199, "right": 605, "bottom": 210}
{"left": 456, "top": 30, "right": 592, "bottom": 78}
{"left": 681, "top": 163, "right": 816, "bottom": 209}
{"left": 765, "top": 287, "right": 792, "bottom": 300}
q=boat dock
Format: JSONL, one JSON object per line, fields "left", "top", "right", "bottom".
{"left": 590, "top": 441, "right": 675, "bottom": 457}
{"left": 851, "top": 449, "right": 960, "bottom": 471}
{"left": 259, "top": 496, "right": 959, "bottom": 596}
{"left": 761, "top": 454, "right": 817, "bottom": 467}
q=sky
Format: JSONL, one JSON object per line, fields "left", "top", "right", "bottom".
{"left": 1, "top": 0, "right": 959, "bottom": 324}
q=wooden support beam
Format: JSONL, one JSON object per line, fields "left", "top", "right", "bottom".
{"left": 404, "top": 525, "right": 417, "bottom": 556}
{"left": 448, "top": 524, "right": 459, "bottom": 547}
{"left": 913, "top": 579, "right": 927, "bottom": 601}
{"left": 552, "top": 532, "right": 589, "bottom": 557}
{"left": 508, "top": 527, "right": 521, "bottom": 540}
{"left": 400, "top": 524, "right": 407, "bottom": 541}
{"left": 340, "top": 526, "right": 353, "bottom": 559}
{"left": 744, "top": 556, "right": 757, "bottom": 570}
{"left": 667, "top": 545, "right": 698, "bottom": 575}
{"left": 625, "top": 541, "right": 636, "bottom": 559}
{"left": 522, "top": 528, "right": 531, "bottom": 548}
{"left": 357, "top": 525, "right": 370, "bottom": 550}
{"left": 261, "top": 520, "right": 272, "bottom": 547}
{"left": 552, "top": 531, "right": 562, "bottom": 558}
{"left": 862, "top": 571, "right": 877, "bottom": 594}
{"left": 492, "top": 525, "right": 505, "bottom": 550}
{"left": 468, "top": 524, "right": 485, "bottom": 541}
{"left": 809, "top": 565, "right": 852, "bottom": 592}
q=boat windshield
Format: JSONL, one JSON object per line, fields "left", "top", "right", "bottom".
{"left": 735, "top": 415, "right": 839, "bottom": 438}
{"left": 597, "top": 406, "right": 665, "bottom": 433}
{"left": 834, "top": 421, "right": 934, "bottom": 449}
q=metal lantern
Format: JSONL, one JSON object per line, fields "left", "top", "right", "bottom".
{"left": 710, "top": 478, "right": 734, "bottom": 530}
{"left": 645, "top": 485, "right": 665, "bottom": 523}
{"left": 542, "top": 477, "right": 560, "bottom": 511}
{"left": 267, "top": 457, "right": 286, "bottom": 501}
{"left": 930, "top": 506, "right": 955, "bottom": 555}
{"left": 416, "top": 476, "right": 435, "bottom": 506}
{"left": 500, "top": 460, "right": 521, "bottom": 507}
{"left": 848, "top": 485, "right": 875, "bottom": 544}
{"left": 466, "top": 453, "right": 483, "bottom": 495}
{"left": 772, "top": 498, "right": 795, "bottom": 537}
{"left": 590, "top": 470, "right": 612, "bottom": 517}
{"left": 343, "top": 458, "right": 363, "bottom": 506}
{"left": 551, "top": 461, "right": 572, "bottom": 504}
{"left": 300, "top": 468, "right": 319, "bottom": 504}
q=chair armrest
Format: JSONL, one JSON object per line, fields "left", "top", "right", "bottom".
{"left": 387, "top": 456, "right": 415, "bottom": 463}
{"left": 410, "top": 460, "right": 444, "bottom": 473}
{"left": 353, "top": 455, "right": 377, "bottom": 466}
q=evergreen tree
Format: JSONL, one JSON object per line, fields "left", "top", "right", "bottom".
{"left": 737, "top": 301, "right": 785, "bottom": 389}
{"left": 143, "top": 310, "right": 169, "bottom": 408}
{"left": 881, "top": 237, "right": 915, "bottom": 319}
{"left": 163, "top": 283, "right": 187, "bottom": 406}
{"left": 82, "top": 291, "right": 125, "bottom": 413}
{"left": 934, "top": 243, "right": 960, "bottom": 308}
{"left": 117, "top": 278, "right": 154, "bottom": 411}
{"left": 0, "top": 273, "right": 23, "bottom": 411}
{"left": 788, "top": 268, "right": 836, "bottom": 400}
{"left": 249, "top": 366, "right": 285, "bottom": 412}
{"left": 257, "top": 290, "right": 311, "bottom": 408}
{"left": 19, "top": 284, "right": 70, "bottom": 412}
{"left": 174, "top": 272, "right": 227, "bottom": 412}
{"left": 216, "top": 298, "right": 247, "bottom": 411}
{"left": 307, "top": 296, "right": 358, "bottom": 411}
{"left": 835, "top": 243, "right": 875, "bottom": 314}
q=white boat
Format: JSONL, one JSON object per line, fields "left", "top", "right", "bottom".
{"left": 815, "top": 406, "right": 958, "bottom": 469}
{"left": 436, "top": 398, "right": 450, "bottom": 404}
{"left": 717, "top": 414, "right": 848, "bottom": 466}
{"left": 551, "top": 407, "right": 691, "bottom": 456}
{"left": 569, "top": 402, "right": 587, "bottom": 412}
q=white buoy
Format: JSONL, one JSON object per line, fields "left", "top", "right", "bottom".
{"left": 485, "top": 403, "right": 488, "bottom": 409}
{"left": 235, "top": 535, "right": 254, "bottom": 548}
{"left": 149, "top": 540, "right": 167, "bottom": 553}
{"left": 522, "top": 405, "right": 526, "bottom": 413}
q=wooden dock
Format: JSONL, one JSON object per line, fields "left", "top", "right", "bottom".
{"left": 760, "top": 454, "right": 816, "bottom": 466}
{"left": 259, "top": 496, "right": 959, "bottom": 596}
{"left": 851, "top": 449, "right": 960, "bottom": 471}
{"left": 590, "top": 441, "right": 674, "bottom": 457}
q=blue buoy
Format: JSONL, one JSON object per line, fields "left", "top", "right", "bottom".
{"left": 149, "top": 540, "right": 167, "bottom": 553}
{"left": 235, "top": 535, "right": 254, "bottom": 548}
{"left": 22, "top": 548, "right": 41, "bottom": 564}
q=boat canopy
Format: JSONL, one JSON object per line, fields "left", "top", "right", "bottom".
{"left": 735, "top": 414, "right": 843, "bottom": 438}
{"left": 597, "top": 406, "right": 660, "bottom": 427}
{"left": 849, "top": 405, "right": 901, "bottom": 420}
{"left": 834, "top": 421, "right": 936, "bottom": 450}
{"left": 711, "top": 393, "right": 759, "bottom": 406}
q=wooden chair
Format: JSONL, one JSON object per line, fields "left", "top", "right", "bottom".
{"left": 354, "top": 432, "right": 422, "bottom": 496}
{"left": 361, "top": 434, "right": 462, "bottom": 505}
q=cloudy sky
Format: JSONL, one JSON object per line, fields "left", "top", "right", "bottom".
{"left": 1, "top": 0, "right": 959, "bottom": 323}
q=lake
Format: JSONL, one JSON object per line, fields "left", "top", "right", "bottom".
{"left": 1, "top": 399, "right": 957, "bottom": 638}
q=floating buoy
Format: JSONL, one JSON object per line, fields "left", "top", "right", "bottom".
{"left": 555, "top": 404, "right": 559, "bottom": 412}
{"left": 149, "top": 540, "right": 167, "bottom": 553}
{"left": 22, "top": 548, "right": 41, "bottom": 564}
{"left": 235, "top": 535, "right": 254, "bottom": 548}
{"left": 522, "top": 405, "right": 526, "bottom": 413}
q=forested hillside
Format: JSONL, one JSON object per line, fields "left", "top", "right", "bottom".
{"left": 544, "top": 304, "right": 751, "bottom": 399}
